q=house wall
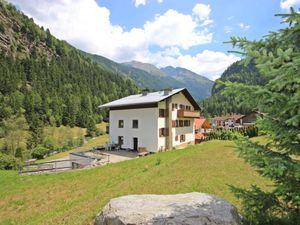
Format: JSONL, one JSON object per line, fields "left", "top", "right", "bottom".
{"left": 109, "top": 92, "right": 196, "bottom": 152}
{"left": 157, "top": 92, "right": 195, "bottom": 150}
{"left": 109, "top": 108, "right": 158, "bottom": 152}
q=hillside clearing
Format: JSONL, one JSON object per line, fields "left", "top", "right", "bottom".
{"left": 0, "top": 140, "right": 271, "bottom": 225}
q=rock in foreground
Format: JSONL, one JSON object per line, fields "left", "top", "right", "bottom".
{"left": 95, "top": 192, "right": 241, "bottom": 225}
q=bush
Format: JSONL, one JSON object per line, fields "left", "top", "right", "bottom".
{"left": 0, "top": 152, "right": 21, "bottom": 170}
{"left": 207, "top": 126, "right": 258, "bottom": 141}
{"left": 15, "top": 147, "right": 23, "bottom": 159}
{"left": 31, "top": 145, "right": 49, "bottom": 159}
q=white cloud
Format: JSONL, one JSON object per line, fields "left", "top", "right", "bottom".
{"left": 144, "top": 9, "right": 212, "bottom": 49}
{"left": 238, "top": 23, "right": 250, "bottom": 31}
{"left": 192, "top": 3, "right": 213, "bottom": 27}
{"left": 135, "top": 0, "right": 163, "bottom": 7}
{"left": 224, "top": 26, "right": 233, "bottom": 33}
{"left": 142, "top": 50, "right": 240, "bottom": 80}
{"left": 6, "top": 0, "right": 236, "bottom": 79}
{"left": 192, "top": 3, "right": 211, "bottom": 20}
{"left": 135, "top": 0, "right": 147, "bottom": 7}
{"left": 280, "top": 0, "right": 300, "bottom": 10}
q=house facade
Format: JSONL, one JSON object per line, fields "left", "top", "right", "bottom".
{"left": 211, "top": 114, "right": 243, "bottom": 129}
{"left": 100, "top": 88, "right": 200, "bottom": 152}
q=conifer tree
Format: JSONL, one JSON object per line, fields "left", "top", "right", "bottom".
{"left": 224, "top": 10, "right": 300, "bottom": 225}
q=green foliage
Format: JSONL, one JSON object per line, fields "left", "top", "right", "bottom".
{"left": 207, "top": 126, "right": 258, "bottom": 141}
{"left": 0, "top": 1, "right": 139, "bottom": 158}
{"left": 201, "top": 60, "right": 268, "bottom": 116}
{"left": 84, "top": 52, "right": 213, "bottom": 101}
{"left": 14, "top": 147, "right": 23, "bottom": 159}
{"left": 31, "top": 145, "right": 49, "bottom": 159}
{"left": 207, "top": 129, "right": 241, "bottom": 140}
{"left": 226, "top": 10, "right": 300, "bottom": 224}
{"left": 0, "top": 152, "right": 20, "bottom": 170}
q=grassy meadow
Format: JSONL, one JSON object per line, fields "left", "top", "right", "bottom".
{"left": 0, "top": 140, "right": 271, "bottom": 225}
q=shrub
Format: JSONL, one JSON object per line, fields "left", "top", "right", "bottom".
{"left": 15, "top": 147, "right": 23, "bottom": 159}
{"left": 0, "top": 152, "right": 21, "bottom": 170}
{"left": 31, "top": 145, "right": 49, "bottom": 159}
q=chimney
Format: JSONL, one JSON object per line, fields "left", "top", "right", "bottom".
{"left": 163, "top": 88, "right": 172, "bottom": 96}
{"left": 142, "top": 91, "right": 148, "bottom": 96}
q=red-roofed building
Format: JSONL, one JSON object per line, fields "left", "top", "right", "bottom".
{"left": 195, "top": 118, "right": 211, "bottom": 143}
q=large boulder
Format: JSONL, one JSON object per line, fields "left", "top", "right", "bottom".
{"left": 95, "top": 192, "right": 241, "bottom": 225}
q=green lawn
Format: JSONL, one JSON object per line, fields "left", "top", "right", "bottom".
{"left": 0, "top": 140, "right": 271, "bottom": 225}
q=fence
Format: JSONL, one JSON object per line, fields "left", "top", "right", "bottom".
{"left": 19, "top": 151, "right": 110, "bottom": 174}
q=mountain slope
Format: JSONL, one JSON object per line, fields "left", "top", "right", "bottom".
{"left": 123, "top": 61, "right": 214, "bottom": 100}
{"left": 161, "top": 66, "right": 214, "bottom": 101}
{"left": 0, "top": 1, "right": 138, "bottom": 132}
{"left": 123, "top": 60, "right": 166, "bottom": 77}
{"left": 201, "top": 60, "right": 267, "bottom": 116}
{"left": 82, "top": 52, "right": 182, "bottom": 91}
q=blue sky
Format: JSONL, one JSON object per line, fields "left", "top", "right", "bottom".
{"left": 8, "top": 0, "right": 300, "bottom": 80}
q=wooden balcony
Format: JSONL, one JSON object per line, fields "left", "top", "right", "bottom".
{"left": 177, "top": 109, "right": 200, "bottom": 118}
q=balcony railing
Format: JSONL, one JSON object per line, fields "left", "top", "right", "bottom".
{"left": 177, "top": 109, "right": 200, "bottom": 118}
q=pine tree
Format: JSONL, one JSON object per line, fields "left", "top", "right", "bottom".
{"left": 224, "top": 10, "right": 300, "bottom": 225}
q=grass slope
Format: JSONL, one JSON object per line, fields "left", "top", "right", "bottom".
{"left": 0, "top": 140, "right": 271, "bottom": 225}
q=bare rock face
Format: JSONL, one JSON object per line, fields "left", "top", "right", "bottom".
{"left": 95, "top": 192, "right": 241, "bottom": 225}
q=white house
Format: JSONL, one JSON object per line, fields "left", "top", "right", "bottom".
{"left": 100, "top": 88, "right": 200, "bottom": 153}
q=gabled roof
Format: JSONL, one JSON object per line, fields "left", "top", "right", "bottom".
{"left": 99, "top": 88, "right": 200, "bottom": 110}
{"left": 195, "top": 118, "right": 211, "bottom": 129}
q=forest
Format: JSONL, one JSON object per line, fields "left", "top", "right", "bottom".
{"left": 0, "top": 1, "right": 138, "bottom": 166}
{"left": 201, "top": 60, "right": 269, "bottom": 117}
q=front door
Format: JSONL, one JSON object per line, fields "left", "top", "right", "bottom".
{"left": 118, "top": 136, "right": 123, "bottom": 147}
{"left": 133, "top": 137, "right": 138, "bottom": 151}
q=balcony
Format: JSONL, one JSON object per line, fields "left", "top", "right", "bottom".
{"left": 177, "top": 109, "right": 200, "bottom": 118}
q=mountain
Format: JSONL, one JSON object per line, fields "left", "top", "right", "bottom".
{"left": 123, "top": 61, "right": 166, "bottom": 77}
{"left": 0, "top": 1, "right": 138, "bottom": 138}
{"left": 122, "top": 61, "right": 214, "bottom": 100}
{"left": 201, "top": 60, "right": 267, "bottom": 116}
{"left": 161, "top": 66, "right": 214, "bottom": 101}
{"left": 82, "top": 52, "right": 183, "bottom": 91}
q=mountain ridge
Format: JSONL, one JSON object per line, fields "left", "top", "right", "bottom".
{"left": 125, "top": 61, "right": 214, "bottom": 100}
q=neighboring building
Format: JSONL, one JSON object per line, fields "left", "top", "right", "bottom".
{"left": 237, "top": 111, "right": 264, "bottom": 126}
{"left": 100, "top": 88, "right": 200, "bottom": 152}
{"left": 195, "top": 118, "right": 211, "bottom": 143}
{"left": 211, "top": 114, "right": 243, "bottom": 129}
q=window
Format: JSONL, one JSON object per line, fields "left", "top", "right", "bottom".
{"left": 184, "top": 120, "right": 191, "bottom": 127}
{"left": 179, "top": 104, "right": 184, "bottom": 109}
{"left": 159, "top": 109, "right": 168, "bottom": 117}
{"left": 172, "top": 103, "right": 175, "bottom": 111}
{"left": 176, "top": 120, "right": 179, "bottom": 127}
{"left": 159, "top": 128, "right": 169, "bottom": 137}
{"left": 180, "top": 134, "right": 186, "bottom": 142}
{"left": 179, "top": 120, "right": 184, "bottom": 127}
{"left": 175, "top": 103, "right": 178, "bottom": 109}
{"left": 118, "top": 120, "right": 124, "bottom": 128}
{"left": 186, "top": 105, "right": 191, "bottom": 111}
{"left": 132, "top": 120, "right": 138, "bottom": 128}
{"left": 175, "top": 135, "right": 178, "bottom": 141}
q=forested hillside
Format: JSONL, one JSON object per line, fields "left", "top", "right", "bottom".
{"left": 0, "top": 1, "right": 138, "bottom": 156}
{"left": 161, "top": 66, "right": 213, "bottom": 100}
{"left": 83, "top": 52, "right": 183, "bottom": 91}
{"left": 201, "top": 60, "right": 268, "bottom": 116}
{"left": 123, "top": 61, "right": 214, "bottom": 100}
